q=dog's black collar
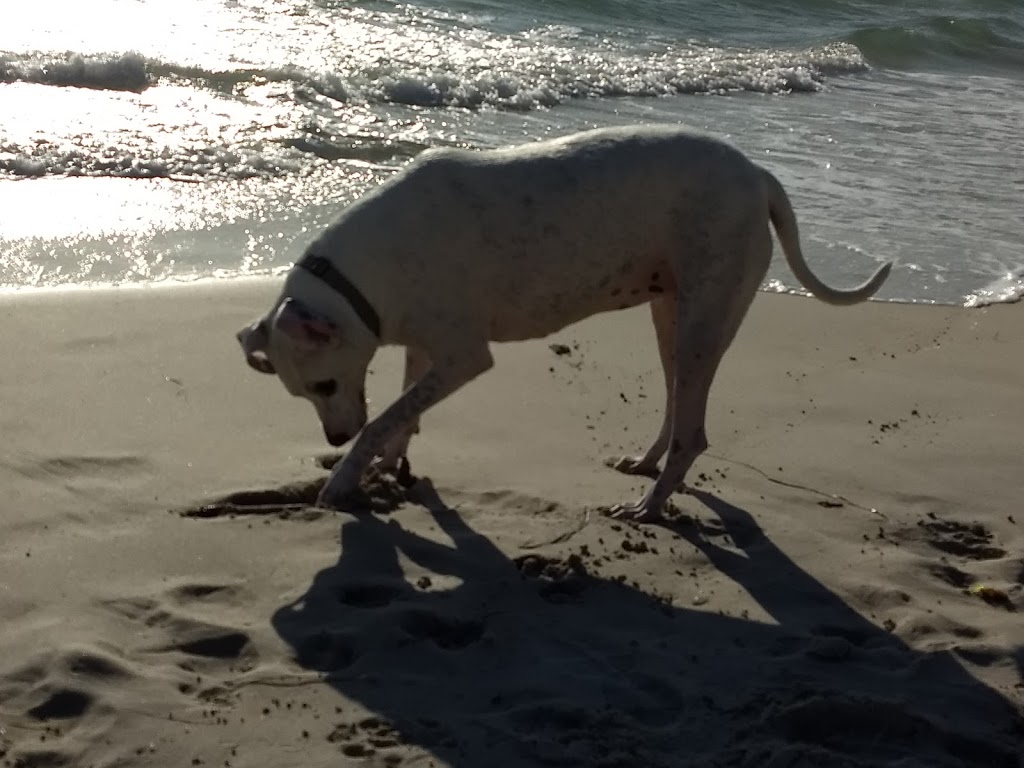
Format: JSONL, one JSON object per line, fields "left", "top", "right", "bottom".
{"left": 296, "top": 254, "right": 381, "bottom": 339}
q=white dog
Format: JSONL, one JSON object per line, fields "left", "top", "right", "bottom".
{"left": 237, "top": 124, "right": 891, "bottom": 521}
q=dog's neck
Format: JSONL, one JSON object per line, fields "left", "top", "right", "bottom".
{"left": 295, "top": 254, "right": 381, "bottom": 338}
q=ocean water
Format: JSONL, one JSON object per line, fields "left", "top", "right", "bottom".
{"left": 1, "top": 0, "right": 1022, "bottom": 306}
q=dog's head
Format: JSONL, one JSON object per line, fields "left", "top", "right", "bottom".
{"left": 236, "top": 297, "right": 377, "bottom": 447}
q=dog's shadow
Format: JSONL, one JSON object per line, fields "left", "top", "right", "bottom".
{"left": 269, "top": 481, "right": 1022, "bottom": 767}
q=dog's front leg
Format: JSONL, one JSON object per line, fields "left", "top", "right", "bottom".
{"left": 317, "top": 344, "right": 494, "bottom": 509}
{"left": 375, "top": 345, "right": 431, "bottom": 472}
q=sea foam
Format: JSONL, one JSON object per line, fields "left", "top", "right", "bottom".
{"left": 1, "top": 39, "right": 868, "bottom": 108}
{"left": 0, "top": 52, "right": 150, "bottom": 91}
{"left": 964, "top": 271, "right": 1024, "bottom": 308}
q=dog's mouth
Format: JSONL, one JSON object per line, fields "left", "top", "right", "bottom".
{"left": 325, "top": 430, "right": 351, "bottom": 447}
{"left": 324, "top": 417, "right": 367, "bottom": 447}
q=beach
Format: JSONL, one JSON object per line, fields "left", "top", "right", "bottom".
{"left": 1, "top": 282, "right": 1021, "bottom": 766}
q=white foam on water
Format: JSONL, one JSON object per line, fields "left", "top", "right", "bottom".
{"left": 0, "top": 39, "right": 867, "bottom": 106}
{"left": 0, "top": 51, "right": 149, "bottom": 91}
{"left": 0, "top": 40, "right": 867, "bottom": 182}
{"left": 964, "top": 271, "right": 1024, "bottom": 308}
{"left": 315, "top": 40, "right": 869, "bottom": 109}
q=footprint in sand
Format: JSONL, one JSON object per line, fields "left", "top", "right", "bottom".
{"left": 327, "top": 715, "right": 444, "bottom": 760}
{"left": 122, "top": 605, "right": 257, "bottom": 673}
{"left": 296, "top": 630, "right": 358, "bottom": 672}
{"left": 927, "top": 562, "right": 975, "bottom": 589}
{"left": 336, "top": 582, "right": 406, "bottom": 609}
{"left": 167, "top": 582, "right": 242, "bottom": 603}
{"left": 398, "top": 610, "right": 485, "bottom": 650}
{"left": 0, "top": 643, "right": 141, "bottom": 768}
{"left": 168, "top": 630, "right": 251, "bottom": 660}
{"left": 27, "top": 688, "right": 92, "bottom": 720}
{"left": 132, "top": 603, "right": 256, "bottom": 668}
{"left": 294, "top": 587, "right": 488, "bottom": 666}
{"left": 17, "top": 454, "right": 152, "bottom": 493}
{"left": 100, "top": 584, "right": 257, "bottom": 713}
{"left": 514, "top": 553, "right": 590, "bottom": 602}
{"left": 919, "top": 518, "right": 1006, "bottom": 561}
{"left": 765, "top": 692, "right": 1019, "bottom": 768}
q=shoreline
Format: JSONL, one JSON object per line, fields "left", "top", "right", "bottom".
{"left": 2, "top": 270, "right": 1019, "bottom": 309}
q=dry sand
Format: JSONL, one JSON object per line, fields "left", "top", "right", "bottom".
{"left": 1, "top": 281, "right": 1021, "bottom": 767}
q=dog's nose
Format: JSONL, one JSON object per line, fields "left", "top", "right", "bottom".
{"left": 325, "top": 430, "right": 350, "bottom": 447}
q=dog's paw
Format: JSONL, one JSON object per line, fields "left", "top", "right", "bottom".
{"left": 316, "top": 468, "right": 362, "bottom": 510}
{"left": 393, "top": 456, "right": 416, "bottom": 489}
{"left": 604, "top": 455, "right": 659, "bottom": 478}
{"left": 315, "top": 485, "right": 377, "bottom": 514}
{"left": 371, "top": 449, "right": 404, "bottom": 473}
{"left": 606, "top": 499, "right": 664, "bottom": 523}
{"left": 370, "top": 455, "right": 417, "bottom": 489}
{"left": 316, "top": 463, "right": 411, "bottom": 515}
{"left": 314, "top": 489, "right": 344, "bottom": 511}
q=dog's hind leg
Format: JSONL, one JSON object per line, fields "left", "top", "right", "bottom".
{"left": 376, "top": 345, "right": 431, "bottom": 472}
{"left": 607, "top": 295, "right": 676, "bottom": 477}
{"left": 610, "top": 233, "right": 769, "bottom": 522}
{"left": 609, "top": 297, "right": 714, "bottom": 521}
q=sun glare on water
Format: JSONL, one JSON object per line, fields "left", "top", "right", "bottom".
{"left": 0, "top": 0, "right": 269, "bottom": 68}
{"left": 0, "top": 0, "right": 323, "bottom": 245}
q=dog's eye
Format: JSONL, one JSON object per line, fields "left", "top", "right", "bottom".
{"left": 310, "top": 379, "right": 337, "bottom": 397}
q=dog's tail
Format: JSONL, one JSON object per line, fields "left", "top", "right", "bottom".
{"left": 763, "top": 169, "right": 892, "bottom": 306}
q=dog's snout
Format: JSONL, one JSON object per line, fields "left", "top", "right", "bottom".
{"left": 326, "top": 430, "right": 351, "bottom": 447}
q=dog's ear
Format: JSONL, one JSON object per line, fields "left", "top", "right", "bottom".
{"left": 236, "top": 318, "right": 276, "bottom": 375}
{"left": 271, "top": 298, "right": 342, "bottom": 350}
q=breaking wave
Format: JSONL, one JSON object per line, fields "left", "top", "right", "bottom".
{"left": 0, "top": 39, "right": 868, "bottom": 108}
{"left": 0, "top": 51, "right": 150, "bottom": 91}
{"left": 964, "top": 270, "right": 1024, "bottom": 308}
